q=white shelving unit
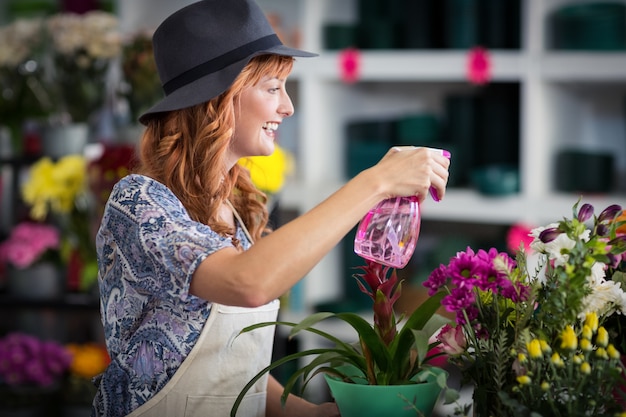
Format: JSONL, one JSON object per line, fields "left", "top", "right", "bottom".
{"left": 254, "top": 0, "right": 626, "bottom": 307}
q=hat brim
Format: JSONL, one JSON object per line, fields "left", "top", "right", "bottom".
{"left": 138, "top": 45, "right": 316, "bottom": 125}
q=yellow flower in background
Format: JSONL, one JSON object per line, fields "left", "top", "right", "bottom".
{"left": 596, "top": 326, "right": 609, "bottom": 347}
{"left": 238, "top": 145, "right": 294, "bottom": 194}
{"left": 560, "top": 325, "right": 578, "bottom": 351}
{"left": 66, "top": 342, "right": 110, "bottom": 379}
{"left": 584, "top": 312, "right": 598, "bottom": 332}
{"left": 527, "top": 339, "right": 543, "bottom": 359}
{"left": 21, "top": 155, "right": 87, "bottom": 220}
{"left": 607, "top": 344, "right": 621, "bottom": 360}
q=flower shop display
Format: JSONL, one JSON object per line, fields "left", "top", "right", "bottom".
{"left": 45, "top": 10, "right": 121, "bottom": 125}
{"left": 0, "top": 332, "right": 72, "bottom": 411}
{"left": 232, "top": 260, "right": 454, "bottom": 417}
{"left": 425, "top": 200, "right": 626, "bottom": 417}
{"left": 0, "top": 222, "right": 64, "bottom": 299}
{"left": 21, "top": 155, "right": 97, "bottom": 293}
{"left": 0, "top": 17, "right": 52, "bottom": 151}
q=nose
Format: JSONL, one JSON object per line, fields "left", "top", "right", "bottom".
{"left": 278, "top": 90, "right": 294, "bottom": 118}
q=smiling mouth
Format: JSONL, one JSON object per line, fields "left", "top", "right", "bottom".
{"left": 262, "top": 122, "right": 278, "bottom": 133}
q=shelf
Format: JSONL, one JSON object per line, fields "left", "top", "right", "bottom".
{"left": 542, "top": 53, "right": 626, "bottom": 81}
{"left": 293, "top": 51, "right": 526, "bottom": 82}
{"left": 280, "top": 180, "right": 626, "bottom": 226}
{"left": 0, "top": 292, "right": 99, "bottom": 310}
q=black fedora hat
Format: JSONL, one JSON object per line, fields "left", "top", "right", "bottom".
{"left": 138, "top": 0, "right": 316, "bottom": 125}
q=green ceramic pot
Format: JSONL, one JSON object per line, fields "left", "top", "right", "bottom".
{"left": 324, "top": 366, "right": 446, "bottom": 417}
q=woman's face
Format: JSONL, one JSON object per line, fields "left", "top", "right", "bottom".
{"left": 229, "top": 74, "right": 294, "bottom": 165}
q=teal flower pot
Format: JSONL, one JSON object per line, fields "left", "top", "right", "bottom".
{"left": 324, "top": 366, "right": 446, "bottom": 417}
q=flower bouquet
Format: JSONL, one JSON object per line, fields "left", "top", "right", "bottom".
{"left": 0, "top": 17, "right": 51, "bottom": 148}
{"left": 21, "top": 155, "right": 97, "bottom": 292}
{"left": 232, "top": 260, "right": 454, "bottom": 417}
{"left": 0, "top": 332, "right": 72, "bottom": 409}
{"left": 0, "top": 222, "right": 60, "bottom": 269}
{"left": 45, "top": 10, "right": 121, "bottom": 124}
{"left": 426, "top": 201, "right": 626, "bottom": 417}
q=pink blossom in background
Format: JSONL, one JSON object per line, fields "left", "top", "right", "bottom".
{"left": 339, "top": 48, "right": 361, "bottom": 83}
{"left": 507, "top": 223, "right": 535, "bottom": 254}
{"left": 467, "top": 47, "right": 491, "bottom": 85}
{"left": 0, "top": 222, "right": 60, "bottom": 268}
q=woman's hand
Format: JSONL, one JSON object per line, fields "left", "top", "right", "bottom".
{"left": 368, "top": 146, "right": 450, "bottom": 204}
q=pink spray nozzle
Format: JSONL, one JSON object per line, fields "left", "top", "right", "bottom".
{"left": 430, "top": 148, "right": 451, "bottom": 202}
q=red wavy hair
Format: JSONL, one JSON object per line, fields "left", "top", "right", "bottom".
{"left": 136, "top": 54, "right": 295, "bottom": 242}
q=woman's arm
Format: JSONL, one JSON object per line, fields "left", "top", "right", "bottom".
{"left": 265, "top": 374, "right": 340, "bottom": 417}
{"left": 191, "top": 146, "right": 449, "bottom": 306}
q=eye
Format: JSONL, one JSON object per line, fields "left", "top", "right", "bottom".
{"left": 268, "top": 87, "right": 281, "bottom": 94}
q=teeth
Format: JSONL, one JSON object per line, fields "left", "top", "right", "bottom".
{"left": 262, "top": 122, "right": 278, "bottom": 132}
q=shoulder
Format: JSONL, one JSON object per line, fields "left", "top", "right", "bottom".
{"left": 107, "top": 174, "right": 187, "bottom": 219}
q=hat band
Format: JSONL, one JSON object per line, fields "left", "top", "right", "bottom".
{"left": 162, "top": 34, "right": 282, "bottom": 95}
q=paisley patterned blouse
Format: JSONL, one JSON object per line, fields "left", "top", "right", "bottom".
{"left": 92, "top": 174, "right": 251, "bottom": 416}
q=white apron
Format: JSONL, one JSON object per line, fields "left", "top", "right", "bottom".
{"left": 126, "top": 299, "right": 280, "bottom": 417}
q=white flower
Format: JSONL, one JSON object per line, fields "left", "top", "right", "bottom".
{"left": 530, "top": 224, "right": 591, "bottom": 267}
{"left": 581, "top": 275, "right": 626, "bottom": 318}
{"left": 47, "top": 11, "right": 121, "bottom": 60}
{"left": 0, "top": 18, "right": 44, "bottom": 68}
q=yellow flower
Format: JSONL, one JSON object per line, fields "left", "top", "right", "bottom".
{"left": 551, "top": 352, "right": 564, "bottom": 367}
{"left": 539, "top": 340, "right": 552, "bottom": 354}
{"left": 584, "top": 312, "right": 599, "bottom": 332}
{"left": 607, "top": 344, "right": 621, "bottom": 360}
{"left": 560, "top": 325, "right": 578, "bottom": 350}
{"left": 527, "top": 339, "right": 543, "bottom": 359}
{"left": 573, "top": 354, "right": 584, "bottom": 364}
{"left": 596, "top": 347, "right": 609, "bottom": 360}
{"left": 541, "top": 381, "right": 550, "bottom": 391}
{"left": 21, "top": 155, "right": 87, "bottom": 220}
{"left": 581, "top": 325, "right": 593, "bottom": 340}
{"left": 238, "top": 145, "right": 294, "bottom": 194}
{"left": 517, "top": 352, "right": 527, "bottom": 364}
{"left": 580, "top": 362, "right": 591, "bottom": 374}
{"left": 580, "top": 338, "right": 593, "bottom": 352}
{"left": 517, "top": 375, "right": 531, "bottom": 385}
{"left": 596, "top": 326, "right": 609, "bottom": 348}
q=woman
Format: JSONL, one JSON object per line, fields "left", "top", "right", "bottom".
{"left": 93, "top": 1, "right": 450, "bottom": 416}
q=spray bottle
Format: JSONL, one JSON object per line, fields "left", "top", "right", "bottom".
{"left": 353, "top": 148, "right": 451, "bottom": 268}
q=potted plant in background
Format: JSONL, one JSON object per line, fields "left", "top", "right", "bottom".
{"left": 0, "top": 221, "right": 63, "bottom": 300}
{"left": 426, "top": 200, "right": 626, "bottom": 416}
{"left": 232, "top": 260, "right": 455, "bottom": 417}
{"left": 0, "top": 332, "right": 72, "bottom": 415}
{"left": 118, "top": 30, "right": 161, "bottom": 142}
{"left": 42, "top": 10, "right": 121, "bottom": 158}
{"left": 21, "top": 155, "right": 98, "bottom": 295}
{"left": 0, "top": 16, "right": 52, "bottom": 154}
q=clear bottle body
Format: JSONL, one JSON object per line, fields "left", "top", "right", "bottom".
{"left": 353, "top": 147, "right": 450, "bottom": 268}
{"left": 353, "top": 196, "right": 420, "bottom": 268}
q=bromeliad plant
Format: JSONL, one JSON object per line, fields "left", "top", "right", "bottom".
{"left": 231, "top": 260, "right": 452, "bottom": 416}
{"left": 427, "top": 200, "right": 626, "bottom": 417}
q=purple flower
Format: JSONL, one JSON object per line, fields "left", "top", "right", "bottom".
{"left": 598, "top": 204, "right": 622, "bottom": 224}
{"left": 539, "top": 227, "right": 561, "bottom": 243}
{"left": 0, "top": 332, "right": 71, "bottom": 387}
{"left": 577, "top": 203, "right": 594, "bottom": 222}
